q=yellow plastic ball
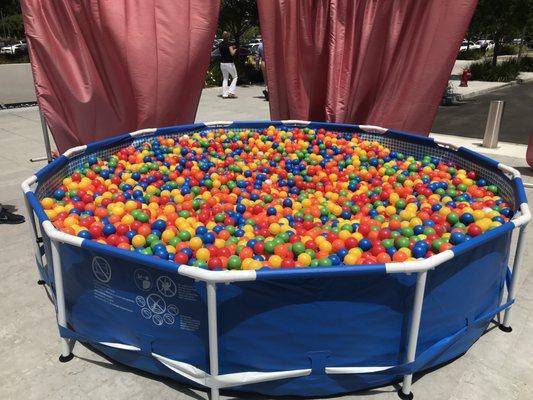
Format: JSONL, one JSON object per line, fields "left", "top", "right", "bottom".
{"left": 196, "top": 248, "right": 210, "bottom": 261}
{"left": 189, "top": 237, "right": 203, "bottom": 250}
{"left": 132, "top": 235, "right": 146, "bottom": 248}
{"left": 269, "top": 255, "right": 282, "bottom": 268}
{"left": 297, "top": 253, "right": 312, "bottom": 266}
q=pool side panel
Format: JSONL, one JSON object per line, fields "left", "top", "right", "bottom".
{"left": 58, "top": 241, "right": 210, "bottom": 377}
{"left": 212, "top": 233, "right": 512, "bottom": 397}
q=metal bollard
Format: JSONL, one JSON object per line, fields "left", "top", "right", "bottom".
{"left": 482, "top": 100, "right": 505, "bottom": 148}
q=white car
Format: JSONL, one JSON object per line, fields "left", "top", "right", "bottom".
{"left": 249, "top": 43, "right": 260, "bottom": 54}
{"left": 475, "top": 39, "right": 495, "bottom": 50}
{"left": 0, "top": 41, "right": 27, "bottom": 55}
{"left": 459, "top": 40, "right": 480, "bottom": 51}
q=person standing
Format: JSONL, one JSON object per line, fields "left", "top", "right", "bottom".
{"left": 219, "top": 31, "right": 238, "bottom": 99}
{"left": 256, "top": 42, "right": 268, "bottom": 100}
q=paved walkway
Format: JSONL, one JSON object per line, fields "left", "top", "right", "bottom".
{"left": 196, "top": 86, "right": 270, "bottom": 122}
{"left": 1, "top": 88, "right": 532, "bottom": 400}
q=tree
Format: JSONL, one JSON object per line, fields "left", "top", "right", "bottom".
{"left": 469, "top": 0, "right": 532, "bottom": 65}
{"left": 0, "top": 0, "right": 24, "bottom": 40}
{"left": 218, "top": 0, "right": 259, "bottom": 46}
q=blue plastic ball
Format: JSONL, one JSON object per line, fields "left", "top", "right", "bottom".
{"left": 460, "top": 213, "right": 475, "bottom": 225}
{"left": 337, "top": 248, "right": 348, "bottom": 260}
{"left": 450, "top": 231, "right": 466, "bottom": 245}
{"left": 53, "top": 189, "right": 65, "bottom": 200}
{"left": 412, "top": 246, "right": 426, "bottom": 259}
{"left": 329, "top": 254, "right": 341, "bottom": 265}
{"left": 195, "top": 226, "right": 207, "bottom": 236}
{"left": 102, "top": 224, "right": 116, "bottom": 236}
{"left": 203, "top": 232, "right": 215, "bottom": 244}
{"left": 176, "top": 248, "right": 191, "bottom": 259}
{"left": 77, "top": 230, "right": 92, "bottom": 239}
{"left": 151, "top": 219, "right": 167, "bottom": 231}
{"left": 359, "top": 238, "right": 372, "bottom": 251}
{"left": 413, "top": 225, "right": 424, "bottom": 235}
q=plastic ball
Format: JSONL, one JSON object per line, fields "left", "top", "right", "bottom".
{"left": 41, "top": 126, "right": 510, "bottom": 270}
{"left": 132, "top": 234, "right": 146, "bottom": 248}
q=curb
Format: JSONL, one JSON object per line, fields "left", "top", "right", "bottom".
{"left": 453, "top": 74, "right": 533, "bottom": 101}
{"left": 455, "top": 82, "right": 513, "bottom": 100}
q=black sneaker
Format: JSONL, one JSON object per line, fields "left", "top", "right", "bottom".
{"left": 0, "top": 208, "right": 25, "bottom": 224}
{"left": 263, "top": 90, "right": 269, "bottom": 101}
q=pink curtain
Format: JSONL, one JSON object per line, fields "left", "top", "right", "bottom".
{"left": 21, "top": 0, "right": 219, "bottom": 152}
{"left": 257, "top": 0, "right": 476, "bottom": 135}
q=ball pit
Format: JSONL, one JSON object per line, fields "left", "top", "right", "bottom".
{"left": 23, "top": 121, "right": 529, "bottom": 399}
{"left": 37, "top": 126, "right": 513, "bottom": 270}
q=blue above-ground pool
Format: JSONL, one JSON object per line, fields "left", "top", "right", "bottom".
{"left": 22, "top": 121, "right": 529, "bottom": 399}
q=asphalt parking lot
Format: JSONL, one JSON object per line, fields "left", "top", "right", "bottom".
{"left": 432, "top": 82, "right": 533, "bottom": 145}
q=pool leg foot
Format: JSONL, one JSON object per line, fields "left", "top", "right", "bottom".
{"left": 37, "top": 280, "right": 45, "bottom": 285}
{"left": 499, "top": 324, "right": 513, "bottom": 333}
{"left": 59, "top": 353, "right": 74, "bottom": 363}
{"left": 397, "top": 389, "right": 414, "bottom": 400}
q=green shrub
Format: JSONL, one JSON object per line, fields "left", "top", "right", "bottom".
{"left": 487, "top": 44, "right": 529, "bottom": 57}
{"left": 0, "top": 53, "right": 29, "bottom": 64}
{"left": 499, "top": 44, "right": 519, "bottom": 55}
{"left": 469, "top": 59, "right": 521, "bottom": 82}
{"left": 457, "top": 49, "right": 484, "bottom": 60}
{"left": 205, "top": 62, "right": 222, "bottom": 88}
{"left": 519, "top": 56, "right": 533, "bottom": 72}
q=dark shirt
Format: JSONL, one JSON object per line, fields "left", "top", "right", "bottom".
{"left": 219, "top": 40, "right": 234, "bottom": 63}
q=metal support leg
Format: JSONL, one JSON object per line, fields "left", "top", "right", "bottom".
{"left": 500, "top": 226, "right": 527, "bottom": 332}
{"left": 23, "top": 195, "right": 46, "bottom": 284}
{"left": 207, "top": 282, "right": 219, "bottom": 400}
{"left": 40, "top": 112, "right": 53, "bottom": 163}
{"left": 30, "top": 112, "right": 54, "bottom": 163}
{"left": 51, "top": 239, "right": 75, "bottom": 362}
{"left": 399, "top": 271, "right": 428, "bottom": 400}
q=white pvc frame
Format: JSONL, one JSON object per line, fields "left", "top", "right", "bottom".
{"left": 21, "top": 122, "right": 530, "bottom": 400}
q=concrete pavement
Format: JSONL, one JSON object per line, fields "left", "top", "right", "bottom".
{"left": 1, "top": 88, "right": 532, "bottom": 400}
{"left": 0, "top": 63, "right": 36, "bottom": 105}
{"left": 196, "top": 86, "right": 270, "bottom": 122}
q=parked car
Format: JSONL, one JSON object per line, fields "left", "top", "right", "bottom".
{"left": 475, "top": 39, "right": 495, "bottom": 50}
{"left": 512, "top": 38, "right": 523, "bottom": 45}
{"left": 248, "top": 38, "right": 262, "bottom": 45}
{"left": 459, "top": 40, "right": 480, "bottom": 51}
{"left": 212, "top": 38, "right": 223, "bottom": 50}
{"left": 248, "top": 42, "right": 260, "bottom": 55}
{"left": 0, "top": 40, "right": 27, "bottom": 55}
